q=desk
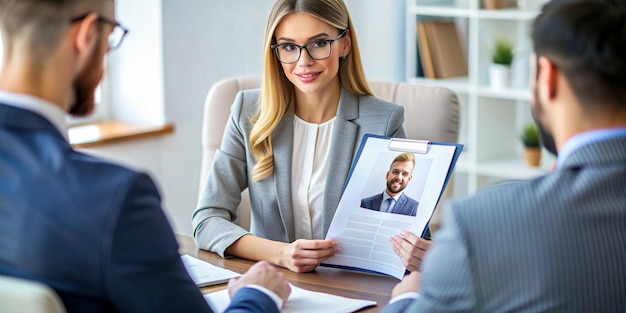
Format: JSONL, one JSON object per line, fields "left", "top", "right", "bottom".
{"left": 177, "top": 235, "right": 399, "bottom": 313}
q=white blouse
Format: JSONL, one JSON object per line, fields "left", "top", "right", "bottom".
{"left": 291, "top": 115, "right": 336, "bottom": 240}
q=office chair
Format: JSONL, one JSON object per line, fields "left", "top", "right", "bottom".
{"left": 199, "top": 76, "right": 459, "bottom": 231}
{"left": 0, "top": 275, "right": 66, "bottom": 313}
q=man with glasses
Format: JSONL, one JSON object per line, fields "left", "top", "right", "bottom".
{"left": 0, "top": 1, "right": 289, "bottom": 312}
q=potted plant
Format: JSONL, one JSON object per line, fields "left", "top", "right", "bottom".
{"left": 521, "top": 123, "right": 541, "bottom": 167}
{"left": 489, "top": 38, "right": 514, "bottom": 90}
{"left": 483, "top": 0, "right": 506, "bottom": 9}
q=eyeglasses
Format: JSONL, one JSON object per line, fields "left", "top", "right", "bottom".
{"left": 271, "top": 29, "right": 347, "bottom": 64}
{"left": 71, "top": 14, "right": 129, "bottom": 50}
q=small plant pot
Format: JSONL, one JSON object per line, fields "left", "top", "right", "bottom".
{"left": 524, "top": 147, "right": 541, "bottom": 167}
{"left": 489, "top": 63, "right": 511, "bottom": 90}
{"left": 483, "top": 0, "right": 505, "bottom": 9}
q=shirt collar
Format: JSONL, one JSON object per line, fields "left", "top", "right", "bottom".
{"left": 383, "top": 191, "right": 401, "bottom": 202}
{"left": 0, "top": 91, "right": 69, "bottom": 141}
{"left": 557, "top": 127, "right": 626, "bottom": 168}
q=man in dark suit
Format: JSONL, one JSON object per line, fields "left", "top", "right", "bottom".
{"left": 382, "top": 0, "right": 626, "bottom": 312}
{"left": 0, "top": 0, "right": 289, "bottom": 312}
{"left": 361, "top": 152, "right": 419, "bottom": 216}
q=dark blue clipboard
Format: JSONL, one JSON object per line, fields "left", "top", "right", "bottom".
{"left": 321, "top": 133, "right": 464, "bottom": 276}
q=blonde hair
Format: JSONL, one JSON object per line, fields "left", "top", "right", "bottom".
{"left": 390, "top": 153, "right": 416, "bottom": 171}
{"left": 250, "top": 0, "right": 372, "bottom": 182}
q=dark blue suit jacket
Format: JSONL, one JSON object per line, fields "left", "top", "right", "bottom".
{"left": 0, "top": 104, "right": 277, "bottom": 313}
{"left": 361, "top": 192, "right": 419, "bottom": 216}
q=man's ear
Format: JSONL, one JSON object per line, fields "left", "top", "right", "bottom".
{"left": 73, "top": 13, "right": 99, "bottom": 55}
{"left": 537, "top": 56, "right": 558, "bottom": 101}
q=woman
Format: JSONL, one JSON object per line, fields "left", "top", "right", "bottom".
{"left": 193, "top": 0, "right": 428, "bottom": 273}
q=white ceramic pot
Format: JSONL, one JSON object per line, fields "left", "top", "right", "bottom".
{"left": 489, "top": 63, "right": 511, "bottom": 90}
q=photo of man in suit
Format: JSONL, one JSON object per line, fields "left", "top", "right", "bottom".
{"left": 361, "top": 152, "right": 419, "bottom": 216}
{"left": 381, "top": 0, "right": 626, "bottom": 312}
{"left": 0, "top": 0, "right": 289, "bottom": 312}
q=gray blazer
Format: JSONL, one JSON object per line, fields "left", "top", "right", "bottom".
{"left": 193, "top": 88, "right": 406, "bottom": 257}
{"left": 382, "top": 135, "right": 626, "bottom": 313}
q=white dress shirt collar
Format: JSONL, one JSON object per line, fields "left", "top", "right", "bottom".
{"left": 382, "top": 191, "right": 402, "bottom": 202}
{"left": 0, "top": 91, "right": 69, "bottom": 141}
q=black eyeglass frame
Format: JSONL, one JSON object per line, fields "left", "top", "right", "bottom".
{"left": 271, "top": 29, "right": 348, "bottom": 64}
{"left": 70, "top": 13, "right": 129, "bottom": 50}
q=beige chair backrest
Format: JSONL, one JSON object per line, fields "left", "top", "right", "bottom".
{"left": 199, "top": 76, "right": 459, "bottom": 230}
{"left": 0, "top": 275, "right": 66, "bottom": 313}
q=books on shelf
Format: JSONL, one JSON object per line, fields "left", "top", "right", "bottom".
{"left": 417, "top": 21, "right": 436, "bottom": 79}
{"left": 416, "top": 20, "right": 467, "bottom": 79}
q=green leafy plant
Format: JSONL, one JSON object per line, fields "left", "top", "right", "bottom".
{"left": 492, "top": 38, "right": 514, "bottom": 66}
{"left": 520, "top": 123, "right": 540, "bottom": 148}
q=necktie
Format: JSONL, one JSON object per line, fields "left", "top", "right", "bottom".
{"left": 385, "top": 197, "right": 396, "bottom": 213}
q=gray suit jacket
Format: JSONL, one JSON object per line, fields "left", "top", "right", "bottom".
{"left": 193, "top": 88, "right": 405, "bottom": 256}
{"left": 361, "top": 192, "right": 419, "bottom": 216}
{"left": 382, "top": 135, "right": 626, "bottom": 313}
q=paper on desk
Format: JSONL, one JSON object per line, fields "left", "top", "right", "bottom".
{"left": 204, "top": 284, "right": 376, "bottom": 313}
{"left": 181, "top": 254, "right": 241, "bottom": 287}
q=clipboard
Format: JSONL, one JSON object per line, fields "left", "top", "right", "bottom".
{"left": 324, "top": 133, "right": 463, "bottom": 279}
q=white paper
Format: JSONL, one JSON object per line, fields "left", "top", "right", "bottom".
{"left": 181, "top": 254, "right": 241, "bottom": 287}
{"left": 204, "top": 284, "right": 376, "bottom": 313}
{"left": 325, "top": 136, "right": 456, "bottom": 279}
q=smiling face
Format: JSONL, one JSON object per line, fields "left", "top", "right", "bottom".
{"left": 385, "top": 160, "right": 414, "bottom": 197}
{"left": 273, "top": 12, "right": 350, "bottom": 97}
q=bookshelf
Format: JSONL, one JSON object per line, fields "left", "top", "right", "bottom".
{"left": 405, "top": 0, "right": 553, "bottom": 196}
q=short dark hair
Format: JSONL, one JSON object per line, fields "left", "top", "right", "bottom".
{"left": 531, "top": 0, "right": 626, "bottom": 110}
{"left": 0, "top": 0, "right": 109, "bottom": 61}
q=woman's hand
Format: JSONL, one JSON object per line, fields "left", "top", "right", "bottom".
{"left": 390, "top": 230, "right": 432, "bottom": 272}
{"left": 279, "top": 239, "right": 339, "bottom": 272}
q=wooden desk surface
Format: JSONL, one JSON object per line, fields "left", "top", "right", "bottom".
{"left": 177, "top": 235, "right": 399, "bottom": 313}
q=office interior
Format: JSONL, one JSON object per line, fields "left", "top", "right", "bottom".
{"left": 62, "top": 0, "right": 552, "bottom": 236}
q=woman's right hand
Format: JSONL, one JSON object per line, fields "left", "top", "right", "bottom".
{"left": 279, "top": 239, "right": 339, "bottom": 272}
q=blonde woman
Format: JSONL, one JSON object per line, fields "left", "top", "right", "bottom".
{"left": 193, "top": 0, "right": 428, "bottom": 273}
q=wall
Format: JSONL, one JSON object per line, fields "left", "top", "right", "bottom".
{"left": 84, "top": 0, "right": 406, "bottom": 236}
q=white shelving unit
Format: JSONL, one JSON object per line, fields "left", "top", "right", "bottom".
{"left": 406, "top": 0, "right": 553, "bottom": 196}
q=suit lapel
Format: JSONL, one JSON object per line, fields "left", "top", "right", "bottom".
{"left": 374, "top": 194, "right": 384, "bottom": 211}
{"left": 396, "top": 194, "right": 408, "bottom": 212}
{"left": 272, "top": 105, "right": 296, "bottom": 241}
{"left": 323, "top": 89, "right": 360, "bottom": 235}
